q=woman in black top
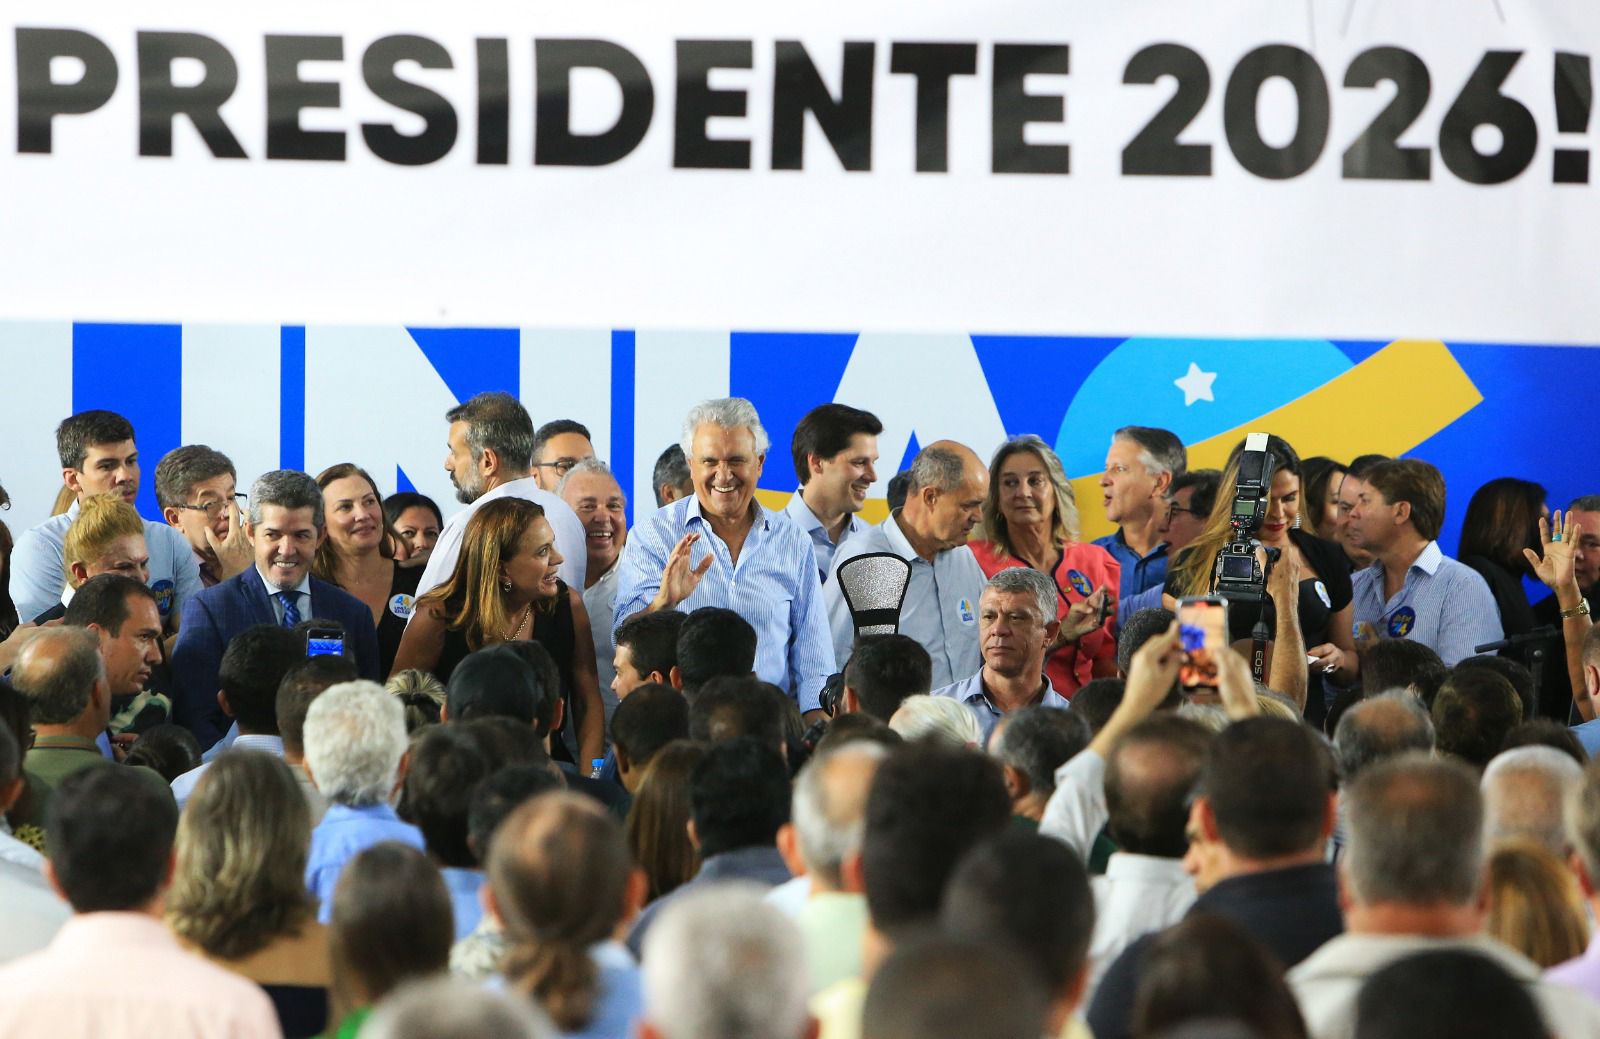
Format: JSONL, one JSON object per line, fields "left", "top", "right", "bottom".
{"left": 391, "top": 497, "right": 605, "bottom": 765}
{"left": 1166, "top": 434, "right": 1357, "bottom": 720}
{"left": 1459, "top": 477, "right": 1546, "bottom": 657}
{"left": 312, "top": 464, "right": 422, "bottom": 679}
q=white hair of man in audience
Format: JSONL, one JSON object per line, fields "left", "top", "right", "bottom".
{"left": 302, "top": 680, "right": 410, "bottom": 806}
{"left": 889, "top": 694, "right": 982, "bottom": 748}
{"left": 1176, "top": 702, "right": 1230, "bottom": 734}
{"left": 679, "top": 398, "right": 771, "bottom": 458}
{"left": 1481, "top": 746, "right": 1584, "bottom": 857}
{"left": 639, "top": 883, "right": 811, "bottom": 1039}
{"left": 362, "top": 975, "right": 554, "bottom": 1039}
{"left": 784, "top": 742, "right": 888, "bottom": 890}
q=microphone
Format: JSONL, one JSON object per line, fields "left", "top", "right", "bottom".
{"left": 836, "top": 552, "right": 912, "bottom": 637}
{"left": 1474, "top": 627, "right": 1561, "bottom": 654}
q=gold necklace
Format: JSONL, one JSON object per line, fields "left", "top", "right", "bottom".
{"left": 504, "top": 603, "right": 532, "bottom": 640}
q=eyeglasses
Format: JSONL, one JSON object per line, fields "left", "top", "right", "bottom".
{"left": 534, "top": 459, "right": 581, "bottom": 477}
{"left": 1167, "top": 504, "right": 1204, "bottom": 518}
{"left": 176, "top": 493, "right": 247, "bottom": 520}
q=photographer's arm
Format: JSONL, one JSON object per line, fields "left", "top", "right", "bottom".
{"left": 1266, "top": 551, "right": 1308, "bottom": 711}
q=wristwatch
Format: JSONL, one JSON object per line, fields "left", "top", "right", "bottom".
{"left": 1561, "top": 600, "right": 1592, "bottom": 620}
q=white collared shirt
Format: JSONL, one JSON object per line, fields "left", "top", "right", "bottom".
{"left": 1088, "top": 854, "right": 1196, "bottom": 996}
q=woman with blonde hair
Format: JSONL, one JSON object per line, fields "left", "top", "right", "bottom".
{"left": 165, "top": 751, "right": 331, "bottom": 1038}
{"left": 625, "top": 739, "right": 706, "bottom": 903}
{"left": 1164, "top": 434, "right": 1355, "bottom": 718}
{"left": 1485, "top": 841, "right": 1590, "bottom": 969}
{"left": 970, "top": 435, "right": 1119, "bottom": 698}
{"left": 313, "top": 463, "right": 423, "bottom": 679}
{"left": 490, "top": 792, "right": 646, "bottom": 1038}
{"left": 384, "top": 668, "right": 446, "bottom": 734}
{"left": 49, "top": 493, "right": 149, "bottom": 618}
{"left": 392, "top": 496, "right": 604, "bottom": 765}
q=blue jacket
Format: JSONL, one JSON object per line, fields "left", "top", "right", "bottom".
{"left": 171, "top": 569, "right": 379, "bottom": 748}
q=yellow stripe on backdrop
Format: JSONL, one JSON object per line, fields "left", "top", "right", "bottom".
{"left": 755, "top": 340, "right": 1481, "bottom": 544}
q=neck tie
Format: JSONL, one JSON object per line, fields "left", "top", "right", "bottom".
{"left": 276, "top": 590, "right": 302, "bottom": 629}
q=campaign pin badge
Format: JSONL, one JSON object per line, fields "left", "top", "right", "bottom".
{"left": 958, "top": 598, "right": 976, "bottom": 625}
{"left": 1067, "top": 569, "right": 1093, "bottom": 597}
{"left": 388, "top": 593, "right": 415, "bottom": 619}
{"left": 150, "top": 579, "right": 175, "bottom": 617}
{"left": 1388, "top": 606, "right": 1417, "bottom": 638}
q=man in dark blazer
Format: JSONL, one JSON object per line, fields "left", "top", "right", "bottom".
{"left": 172, "top": 470, "right": 378, "bottom": 750}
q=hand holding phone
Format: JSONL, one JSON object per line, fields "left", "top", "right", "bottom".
{"left": 1178, "top": 596, "right": 1229, "bottom": 692}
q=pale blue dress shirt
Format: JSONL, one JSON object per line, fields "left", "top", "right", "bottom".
{"left": 1350, "top": 541, "right": 1503, "bottom": 666}
{"left": 931, "top": 668, "right": 1071, "bottom": 747}
{"left": 441, "top": 866, "right": 486, "bottom": 942}
{"left": 171, "top": 734, "right": 283, "bottom": 808}
{"left": 9, "top": 499, "right": 203, "bottom": 624}
{"left": 305, "top": 802, "right": 424, "bottom": 921}
{"left": 826, "top": 513, "right": 986, "bottom": 690}
{"left": 612, "top": 496, "right": 835, "bottom": 712}
{"left": 783, "top": 489, "right": 866, "bottom": 582}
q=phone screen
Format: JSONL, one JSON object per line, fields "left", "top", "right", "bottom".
{"left": 1178, "top": 598, "right": 1228, "bottom": 690}
{"left": 306, "top": 633, "right": 345, "bottom": 658}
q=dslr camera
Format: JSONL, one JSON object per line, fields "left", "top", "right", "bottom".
{"left": 1212, "top": 432, "right": 1279, "bottom": 604}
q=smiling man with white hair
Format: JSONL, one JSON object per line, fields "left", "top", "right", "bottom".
{"left": 301, "top": 680, "right": 422, "bottom": 920}
{"left": 613, "top": 398, "right": 835, "bottom": 718}
{"left": 639, "top": 884, "right": 813, "bottom": 1039}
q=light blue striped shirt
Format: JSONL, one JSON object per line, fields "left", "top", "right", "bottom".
{"left": 612, "top": 496, "right": 835, "bottom": 712}
{"left": 9, "top": 498, "right": 202, "bottom": 625}
{"left": 784, "top": 489, "right": 867, "bottom": 581}
{"left": 1350, "top": 541, "right": 1503, "bottom": 666}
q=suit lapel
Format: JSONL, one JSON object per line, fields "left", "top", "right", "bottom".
{"left": 238, "top": 569, "right": 278, "bottom": 627}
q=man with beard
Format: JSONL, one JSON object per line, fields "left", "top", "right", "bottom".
{"left": 559, "top": 458, "right": 629, "bottom": 720}
{"left": 786, "top": 404, "right": 883, "bottom": 582}
{"left": 413, "top": 392, "right": 588, "bottom": 602}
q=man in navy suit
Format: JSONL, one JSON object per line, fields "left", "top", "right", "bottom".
{"left": 171, "top": 470, "right": 378, "bottom": 750}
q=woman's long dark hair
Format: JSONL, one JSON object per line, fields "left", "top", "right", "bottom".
{"left": 1459, "top": 477, "right": 1546, "bottom": 578}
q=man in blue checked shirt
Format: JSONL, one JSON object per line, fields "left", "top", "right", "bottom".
{"left": 1347, "top": 458, "right": 1502, "bottom": 667}
{"left": 613, "top": 398, "right": 835, "bottom": 719}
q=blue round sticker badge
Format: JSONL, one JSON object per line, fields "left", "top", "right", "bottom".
{"left": 1066, "top": 569, "right": 1093, "bottom": 597}
{"left": 388, "top": 593, "right": 415, "bottom": 620}
{"left": 149, "top": 579, "right": 175, "bottom": 618}
{"left": 1388, "top": 606, "right": 1417, "bottom": 638}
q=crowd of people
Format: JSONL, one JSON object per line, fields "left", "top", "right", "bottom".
{"left": 1, "top": 390, "right": 1599, "bottom": 1039}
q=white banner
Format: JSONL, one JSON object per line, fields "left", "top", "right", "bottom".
{"left": 2, "top": 2, "right": 1599, "bottom": 341}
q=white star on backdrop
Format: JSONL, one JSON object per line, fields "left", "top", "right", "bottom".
{"left": 1174, "top": 362, "right": 1217, "bottom": 406}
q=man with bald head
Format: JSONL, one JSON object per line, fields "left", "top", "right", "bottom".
{"left": 10, "top": 627, "right": 113, "bottom": 796}
{"left": 1330, "top": 692, "right": 1435, "bottom": 860}
{"left": 827, "top": 442, "right": 989, "bottom": 689}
